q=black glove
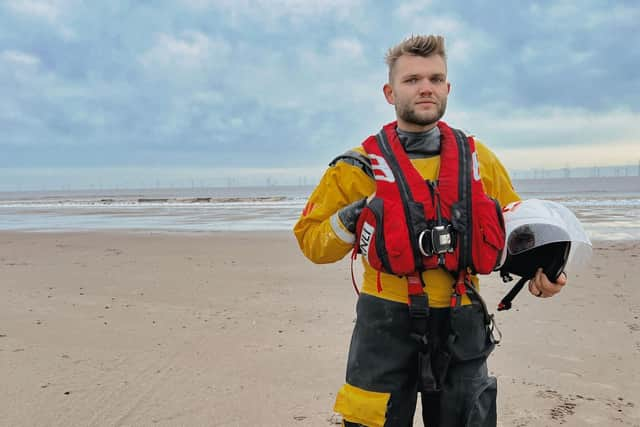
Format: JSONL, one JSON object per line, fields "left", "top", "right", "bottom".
{"left": 337, "top": 198, "right": 367, "bottom": 234}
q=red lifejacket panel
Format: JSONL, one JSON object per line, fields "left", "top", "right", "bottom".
{"left": 354, "top": 121, "right": 505, "bottom": 276}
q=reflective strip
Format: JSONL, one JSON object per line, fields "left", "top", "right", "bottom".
{"left": 330, "top": 213, "right": 355, "bottom": 244}
{"left": 334, "top": 383, "right": 389, "bottom": 427}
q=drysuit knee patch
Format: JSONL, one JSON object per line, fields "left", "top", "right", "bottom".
{"left": 334, "top": 384, "right": 390, "bottom": 427}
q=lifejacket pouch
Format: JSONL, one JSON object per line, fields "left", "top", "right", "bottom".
{"left": 470, "top": 196, "right": 505, "bottom": 274}
{"left": 356, "top": 196, "right": 432, "bottom": 275}
{"left": 356, "top": 197, "right": 392, "bottom": 273}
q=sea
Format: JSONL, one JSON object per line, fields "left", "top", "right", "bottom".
{"left": 0, "top": 176, "right": 638, "bottom": 241}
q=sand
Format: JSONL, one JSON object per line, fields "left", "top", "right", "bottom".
{"left": 0, "top": 231, "right": 638, "bottom": 426}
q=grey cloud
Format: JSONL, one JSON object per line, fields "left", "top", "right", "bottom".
{"left": 0, "top": 0, "right": 637, "bottom": 174}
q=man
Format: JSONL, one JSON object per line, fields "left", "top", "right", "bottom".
{"left": 294, "top": 35, "right": 567, "bottom": 427}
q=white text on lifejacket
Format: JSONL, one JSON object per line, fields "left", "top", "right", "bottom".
{"left": 360, "top": 221, "right": 375, "bottom": 259}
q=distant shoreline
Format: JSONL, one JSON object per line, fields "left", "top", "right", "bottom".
{"left": 0, "top": 174, "right": 638, "bottom": 195}
{"left": 0, "top": 177, "right": 637, "bottom": 238}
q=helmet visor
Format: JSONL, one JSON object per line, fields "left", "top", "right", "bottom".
{"left": 501, "top": 199, "right": 592, "bottom": 272}
{"left": 507, "top": 223, "right": 570, "bottom": 255}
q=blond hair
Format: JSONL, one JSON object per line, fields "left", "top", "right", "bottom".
{"left": 385, "top": 35, "right": 447, "bottom": 81}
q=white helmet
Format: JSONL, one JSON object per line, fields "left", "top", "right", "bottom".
{"left": 496, "top": 199, "right": 592, "bottom": 280}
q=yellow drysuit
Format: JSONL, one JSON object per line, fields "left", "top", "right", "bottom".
{"left": 294, "top": 141, "right": 519, "bottom": 307}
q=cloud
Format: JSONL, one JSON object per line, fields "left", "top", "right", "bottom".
{"left": 180, "top": 0, "right": 367, "bottom": 33}
{"left": 535, "top": 0, "right": 639, "bottom": 30}
{"left": 497, "top": 141, "right": 639, "bottom": 171}
{"left": 139, "top": 31, "right": 231, "bottom": 70}
{"left": 394, "top": 1, "right": 432, "bottom": 19}
{"left": 4, "top": 0, "right": 77, "bottom": 39}
{"left": 182, "top": 0, "right": 363, "bottom": 20}
{"left": 0, "top": 0, "right": 637, "bottom": 188}
{"left": 329, "top": 38, "right": 364, "bottom": 60}
{"left": 5, "top": 0, "right": 61, "bottom": 21}
{"left": 1, "top": 50, "right": 41, "bottom": 67}
{"left": 390, "top": 6, "right": 493, "bottom": 66}
{"left": 447, "top": 107, "right": 640, "bottom": 168}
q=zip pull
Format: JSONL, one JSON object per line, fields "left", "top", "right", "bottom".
{"left": 426, "top": 180, "right": 436, "bottom": 206}
{"left": 434, "top": 190, "right": 443, "bottom": 224}
{"left": 426, "top": 180, "right": 443, "bottom": 224}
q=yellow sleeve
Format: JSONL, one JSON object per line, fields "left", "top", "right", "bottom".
{"left": 475, "top": 140, "right": 521, "bottom": 207}
{"left": 293, "top": 152, "right": 375, "bottom": 264}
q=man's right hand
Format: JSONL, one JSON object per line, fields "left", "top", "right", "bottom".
{"left": 337, "top": 198, "right": 367, "bottom": 233}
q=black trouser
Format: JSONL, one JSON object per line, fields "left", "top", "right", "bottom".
{"left": 340, "top": 293, "right": 496, "bottom": 427}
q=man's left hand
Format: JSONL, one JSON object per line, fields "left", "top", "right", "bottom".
{"left": 528, "top": 268, "right": 568, "bottom": 298}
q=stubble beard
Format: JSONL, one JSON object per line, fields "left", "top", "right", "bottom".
{"left": 397, "top": 99, "right": 447, "bottom": 127}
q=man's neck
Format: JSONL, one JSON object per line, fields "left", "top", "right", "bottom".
{"left": 396, "top": 119, "right": 438, "bottom": 133}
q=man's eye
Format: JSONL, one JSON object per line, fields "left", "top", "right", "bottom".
{"left": 406, "top": 78, "right": 418, "bottom": 84}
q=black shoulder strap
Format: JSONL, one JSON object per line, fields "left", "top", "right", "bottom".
{"left": 451, "top": 127, "right": 473, "bottom": 272}
{"left": 329, "top": 150, "right": 373, "bottom": 179}
{"left": 375, "top": 129, "right": 424, "bottom": 272}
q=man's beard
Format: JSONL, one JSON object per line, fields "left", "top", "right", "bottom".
{"left": 396, "top": 99, "right": 447, "bottom": 127}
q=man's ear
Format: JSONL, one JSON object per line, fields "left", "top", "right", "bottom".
{"left": 383, "top": 83, "right": 394, "bottom": 105}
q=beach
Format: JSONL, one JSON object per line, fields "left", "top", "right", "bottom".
{"left": 1, "top": 231, "right": 639, "bottom": 426}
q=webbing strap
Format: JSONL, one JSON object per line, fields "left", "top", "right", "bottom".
{"left": 407, "top": 273, "right": 423, "bottom": 296}
{"left": 450, "top": 270, "right": 468, "bottom": 308}
{"left": 406, "top": 273, "right": 440, "bottom": 392}
{"left": 407, "top": 273, "right": 429, "bottom": 345}
{"left": 455, "top": 272, "right": 502, "bottom": 344}
{"left": 497, "top": 277, "right": 528, "bottom": 311}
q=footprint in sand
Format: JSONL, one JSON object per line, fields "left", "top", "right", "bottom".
{"left": 549, "top": 401, "right": 577, "bottom": 424}
{"left": 626, "top": 323, "right": 640, "bottom": 332}
{"left": 536, "top": 389, "right": 578, "bottom": 424}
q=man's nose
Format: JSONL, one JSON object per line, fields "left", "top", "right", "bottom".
{"left": 418, "top": 81, "right": 433, "bottom": 96}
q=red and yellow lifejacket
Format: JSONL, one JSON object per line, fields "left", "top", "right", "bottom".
{"left": 354, "top": 121, "right": 505, "bottom": 276}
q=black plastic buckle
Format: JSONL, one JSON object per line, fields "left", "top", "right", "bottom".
{"left": 501, "top": 272, "right": 514, "bottom": 283}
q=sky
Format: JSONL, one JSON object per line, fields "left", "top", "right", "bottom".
{"left": 1, "top": 0, "right": 638, "bottom": 190}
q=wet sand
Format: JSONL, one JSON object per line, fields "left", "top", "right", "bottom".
{"left": 0, "top": 231, "right": 638, "bottom": 426}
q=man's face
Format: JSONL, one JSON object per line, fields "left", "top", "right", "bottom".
{"left": 383, "top": 54, "right": 451, "bottom": 132}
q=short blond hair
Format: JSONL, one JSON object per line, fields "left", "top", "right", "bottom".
{"left": 385, "top": 35, "right": 447, "bottom": 81}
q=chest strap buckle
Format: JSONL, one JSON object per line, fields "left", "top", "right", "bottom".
{"left": 418, "top": 224, "right": 455, "bottom": 256}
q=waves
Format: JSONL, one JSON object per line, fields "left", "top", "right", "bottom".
{"left": 0, "top": 180, "right": 638, "bottom": 239}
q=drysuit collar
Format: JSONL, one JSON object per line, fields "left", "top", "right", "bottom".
{"left": 396, "top": 125, "right": 441, "bottom": 158}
